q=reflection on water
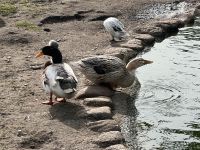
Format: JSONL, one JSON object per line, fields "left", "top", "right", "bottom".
{"left": 124, "top": 18, "right": 200, "bottom": 149}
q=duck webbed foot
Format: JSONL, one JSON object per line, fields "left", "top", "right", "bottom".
{"left": 42, "top": 92, "right": 54, "bottom": 105}
{"left": 55, "top": 97, "right": 66, "bottom": 103}
{"left": 42, "top": 100, "right": 54, "bottom": 105}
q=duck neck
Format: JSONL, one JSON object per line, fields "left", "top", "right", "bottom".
{"left": 126, "top": 60, "right": 138, "bottom": 73}
{"left": 52, "top": 50, "right": 62, "bottom": 64}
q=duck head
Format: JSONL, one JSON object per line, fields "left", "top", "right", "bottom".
{"left": 126, "top": 58, "right": 153, "bottom": 71}
{"left": 35, "top": 45, "right": 62, "bottom": 64}
{"left": 49, "top": 40, "right": 59, "bottom": 48}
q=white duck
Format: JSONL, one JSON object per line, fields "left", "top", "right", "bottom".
{"left": 35, "top": 43, "right": 78, "bottom": 105}
{"left": 103, "top": 17, "right": 129, "bottom": 41}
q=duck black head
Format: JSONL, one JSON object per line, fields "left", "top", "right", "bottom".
{"left": 35, "top": 46, "right": 62, "bottom": 64}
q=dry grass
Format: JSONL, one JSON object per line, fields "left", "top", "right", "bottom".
{"left": 0, "top": 3, "right": 17, "bottom": 16}
{"left": 15, "top": 20, "right": 40, "bottom": 31}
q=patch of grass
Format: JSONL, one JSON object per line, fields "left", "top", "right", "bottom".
{"left": 0, "top": 3, "right": 17, "bottom": 16}
{"left": 15, "top": 20, "right": 40, "bottom": 31}
{"left": 18, "top": 0, "right": 49, "bottom": 17}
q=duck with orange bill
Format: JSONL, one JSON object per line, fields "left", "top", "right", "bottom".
{"left": 35, "top": 41, "right": 78, "bottom": 105}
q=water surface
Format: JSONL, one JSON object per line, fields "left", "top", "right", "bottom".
{"left": 124, "top": 18, "right": 200, "bottom": 150}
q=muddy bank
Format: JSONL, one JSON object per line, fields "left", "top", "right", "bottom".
{"left": 0, "top": 0, "right": 199, "bottom": 150}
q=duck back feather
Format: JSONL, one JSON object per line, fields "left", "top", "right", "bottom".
{"left": 44, "top": 63, "right": 77, "bottom": 97}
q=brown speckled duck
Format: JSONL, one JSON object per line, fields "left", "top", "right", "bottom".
{"left": 75, "top": 55, "right": 153, "bottom": 89}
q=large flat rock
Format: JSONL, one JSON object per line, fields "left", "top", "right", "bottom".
{"left": 84, "top": 97, "right": 112, "bottom": 107}
{"left": 80, "top": 106, "right": 112, "bottom": 119}
{"left": 135, "top": 26, "right": 166, "bottom": 40}
{"left": 87, "top": 119, "right": 120, "bottom": 132}
{"left": 93, "top": 131, "right": 125, "bottom": 148}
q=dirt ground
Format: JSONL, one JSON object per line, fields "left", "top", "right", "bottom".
{"left": 0, "top": 0, "right": 198, "bottom": 150}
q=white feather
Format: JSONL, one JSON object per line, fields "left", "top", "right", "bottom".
{"left": 103, "top": 17, "right": 129, "bottom": 41}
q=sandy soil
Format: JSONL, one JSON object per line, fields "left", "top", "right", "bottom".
{"left": 0, "top": 0, "right": 198, "bottom": 150}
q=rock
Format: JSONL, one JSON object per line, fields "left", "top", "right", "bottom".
{"left": 155, "top": 20, "right": 179, "bottom": 34}
{"left": 135, "top": 26, "right": 166, "bottom": 40}
{"left": 75, "top": 85, "right": 114, "bottom": 99}
{"left": 194, "top": 4, "right": 200, "bottom": 16}
{"left": 84, "top": 106, "right": 112, "bottom": 119}
{"left": 103, "top": 47, "right": 138, "bottom": 63}
{"left": 112, "top": 39, "right": 143, "bottom": 51}
{"left": 105, "top": 144, "right": 128, "bottom": 150}
{"left": 93, "top": 131, "right": 125, "bottom": 148}
{"left": 87, "top": 119, "right": 120, "bottom": 132}
{"left": 84, "top": 97, "right": 112, "bottom": 107}
{"left": 179, "top": 12, "right": 195, "bottom": 25}
{"left": 43, "top": 28, "right": 51, "bottom": 32}
{"left": 131, "top": 33, "right": 155, "bottom": 46}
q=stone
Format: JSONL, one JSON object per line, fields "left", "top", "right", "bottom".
{"left": 84, "top": 97, "right": 112, "bottom": 107}
{"left": 43, "top": 28, "right": 51, "bottom": 32}
{"left": 93, "top": 131, "right": 125, "bottom": 148}
{"left": 179, "top": 12, "right": 195, "bottom": 25}
{"left": 135, "top": 26, "right": 166, "bottom": 40}
{"left": 131, "top": 33, "right": 155, "bottom": 46}
{"left": 87, "top": 119, "right": 120, "bottom": 132}
{"left": 112, "top": 39, "right": 143, "bottom": 51}
{"left": 75, "top": 85, "right": 114, "bottom": 99}
{"left": 105, "top": 144, "right": 128, "bottom": 150}
{"left": 155, "top": 19, "right": 185, "bottom": 29}
{"left": 194, "top": 4, "right": 200, "bottom": 16}
{"left": 83, "top": 106, "right": 112, "bottom": 119}
{"left": 155, "top": 20, "right": 180, "bottom": 34}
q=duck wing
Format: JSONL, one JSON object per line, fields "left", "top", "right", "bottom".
{"left": 55, "top": 64, "right": 77, "bottom": 93}
{"left": 45, "top": 64, "right": 77, "bottom": 94}
{"left": 112, "top": 24, "right": 123, "bottom": 32}
{"left": 80, "top": 56, "right": 125, "bottom": 75}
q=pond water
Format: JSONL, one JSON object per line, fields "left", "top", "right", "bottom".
{"left": 124, "top": 18, "right": 200, "bottom": 149}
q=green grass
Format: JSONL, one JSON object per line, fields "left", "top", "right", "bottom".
{"left": 15, "top": 20, "right": 40, "bottom": 31}
{"left": 0, "top": 3, "right": 17, "bottom": 16}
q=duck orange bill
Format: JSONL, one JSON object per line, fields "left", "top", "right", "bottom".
{"left": 35, "top": 51, "right": 44, "bottom": 58}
